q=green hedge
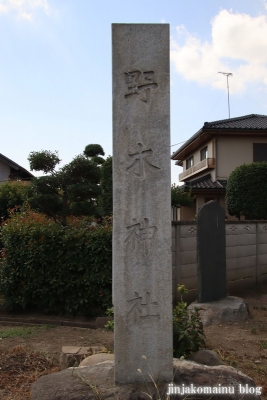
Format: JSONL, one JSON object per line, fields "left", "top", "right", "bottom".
{"left": 0, "top": 212, "right": 112, "bottom": 315}
{"left": 226, "top": 162, "right": 267, "bottom": 220}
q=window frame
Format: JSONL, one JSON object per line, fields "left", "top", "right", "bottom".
{"left": 200, "top": 146, "right": 208, "bottom": 161}
{"left": 186, "top": 156, "right": 194, "bottom": 169}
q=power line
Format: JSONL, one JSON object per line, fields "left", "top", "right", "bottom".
{"left": 170, "top": 140, "right": 186, "bottom": 148}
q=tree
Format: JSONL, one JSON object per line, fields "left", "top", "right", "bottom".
{"left": 0, "top": 181, "right": 28, "bottom": 220}
{"left": 226, "top": 162, "right": 267, "bottom": 220}
{"left": 171, "top": 184, "right": 194, "bottom": 208}
{"left": 27, "top": 145, "right": 105, "bottom": 226}
{"left": 83, "top": 144, "right": 105, "bottom": 165}
{"left": 98, "top": 156, "right": 113, "bottom": 216}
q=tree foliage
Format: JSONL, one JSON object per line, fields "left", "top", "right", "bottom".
{"left": 0, "top": 181, "right": 28, "bottom": 220}
{"left": 171, "top": 184, "right": 194, "bottom": 208}
{"left": 98, "top": 156, "right": 112, "bottom": 216}
{"left": 226, "top": 162, "right": 267, "bottom": 220}
{"left": 28, "top": 150, "right": 61, "bottom": 174}
{"left": 27, "top": 145, "right": 105, "bottom": 225}
{"left": 83, "top": 144, "right": 105, "bottom": 166}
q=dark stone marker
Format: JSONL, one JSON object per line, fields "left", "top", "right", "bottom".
{"left": 197, "top": 201, "right": 226, "bottom": 303}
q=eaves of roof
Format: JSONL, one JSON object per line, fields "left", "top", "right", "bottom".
{"left": 183, "top": 174, "right": 226, "bottom": 193}
{"left": 171, "top": 114, "right": 267, "bottom": 162}
{"left": 0, "top": 153, "right": 34, "bottom": 178}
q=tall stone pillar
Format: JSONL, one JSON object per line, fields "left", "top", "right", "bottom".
{"left": 197, "top": 201, "right": 226, "bottom": 303}
{"left": 112, "top": 24, "right": 172, "bottom": 384}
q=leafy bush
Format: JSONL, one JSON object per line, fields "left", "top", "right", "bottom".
{"left": 0, "top": 210, "right": 112, "bottom": 315}
{"left": 0, "top": 181, "right": 29, "bottom": 221}
{"left": 226, "top": 162, "right": 267, "bottom": 220}
{"left": 171, "top": 184, "right": 194, "bottom": 208}
{"left": 173, "top": 285, "right": 205, "bottom": 358}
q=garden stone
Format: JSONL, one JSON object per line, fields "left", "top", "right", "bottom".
{"left": 79, "top": 353, "right": 114, "bottom": 366}
{"left": 31, "top": 359, "right": 261, "bottom": 400}
{"left": 60, "top": 346, "right": 106, "bottom": 368}
{"left": 188, "top": 296, "right": 249, "bottom": 326}
{"left": 188, "top": 349, "right": 224, "bottom": 366}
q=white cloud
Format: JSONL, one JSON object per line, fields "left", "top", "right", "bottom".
{"left": 171, "top": 10, "right": 267, "bottom": 94}
{"left": 0, "top": 0, "right": 51, "bottom": 19}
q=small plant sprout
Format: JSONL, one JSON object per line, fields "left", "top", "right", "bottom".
{"left": 104, "top": 307, "right": 114, "bottom": 331}
{"left": 177, "top": 284, "right": 188, "bottom": 302}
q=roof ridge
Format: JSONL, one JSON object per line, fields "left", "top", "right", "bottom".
{"left": 204, "top": 114, "right": 267, "bottom": 127}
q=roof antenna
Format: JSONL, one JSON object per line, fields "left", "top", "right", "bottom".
{"left": 218, "top": 72, "right": 233, "bottom": 119}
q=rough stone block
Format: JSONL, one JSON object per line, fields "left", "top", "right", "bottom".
{"left": 60, "top": 346, "right": 106, "bottom": 368}
{"left": 31, "top": 360, "right": 261, "bottom": 400}
{"left": 188, "top": 296, "right": 249, "bottom": 326}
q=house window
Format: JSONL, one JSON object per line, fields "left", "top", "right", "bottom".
{"left": 186, "top": 156, "right": 193, "bottom": 169}
{"left": 253, "top": 143, "right": 267, "bottom": 162}
{"left": 200, "top": 146, "right": 208, "bottom": 161}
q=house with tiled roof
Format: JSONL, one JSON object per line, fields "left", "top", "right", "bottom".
{"left": 171, "top": 114, "right": 267, "bottom": 220}
{"left": 0, "top": 153, "right": 34, "bottom": 182}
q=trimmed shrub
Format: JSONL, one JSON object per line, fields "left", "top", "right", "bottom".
{"left": 226, "top": 162, "right": 267, "bottom": 220}
{"left": 0, "top": 211, "right": 112, "bottom": 315}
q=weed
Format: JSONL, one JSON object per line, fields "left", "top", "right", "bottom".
{"left": 253, "top": 306, "right": 259, "bottom": 310}
{"left": 173, "top": 285, "right": 205, "bottom": 358}
{"left": 259, "top": 340, "right": 267, "bottom": 349}
{"left": 251, "top": 327, "right": 257, "bottom": 334}
{"left": 104, "top": 320, "right": 114, "bottom": 331}
{"left": 105, "top": 307, "right": 114, "bottom": 317}
{"left": 261, "top": 306, "right": 267, "bottom": 311}
{"left": 216, "top": 349, "right": 238, "bottom": 368}
{"left": 104, "top": 307, "right": 114, "bottom": 331}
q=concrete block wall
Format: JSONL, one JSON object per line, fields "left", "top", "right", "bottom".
{"left": 172, "top": 221, "right": 267, "bottom": 304}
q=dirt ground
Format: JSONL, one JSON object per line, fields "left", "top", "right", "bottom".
{"left": 0, "top": 285, "right": 267, "bottom": 399}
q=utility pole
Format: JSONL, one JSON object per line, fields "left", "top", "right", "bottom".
{"left": 218, "top": 72, "right": 233, "bottom": 119}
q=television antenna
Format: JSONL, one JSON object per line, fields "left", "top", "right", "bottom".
{"left": 218, "top": 72, "right": 233, "bottom": 119}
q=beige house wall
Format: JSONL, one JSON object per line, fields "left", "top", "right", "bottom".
{"left": 181, "top": 139, "right": 216, "bottom": 182}
{"left": 177, "top": 134, "right": 267, "bottom": 221}
{"left": 175, "top": 195, "right": 246, "bottom": 221}
{"left": 216, "top": 136, "right": 267, "bottom": 179}
{"left": 0, "top": 161, "right": 10, "bottom": 182}
{"left": 178, "top": 205, "right": 196, "bottom": 221}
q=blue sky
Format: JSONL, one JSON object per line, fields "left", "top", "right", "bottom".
{"left": 1, "top": 0, "right": 267, "bottom": 183}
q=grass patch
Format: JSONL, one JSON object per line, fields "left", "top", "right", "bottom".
{"left": 0, "top": 324, "right": 56, "bottom": 339}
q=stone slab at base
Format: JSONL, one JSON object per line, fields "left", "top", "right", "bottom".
{"left": 31, "top": 359, "right": 261, "bottom": 400}
{"left": 80, "top": 353, "right": 114, "bottom": 366}
{"left": 59, "top": 346, "right": 106, "bottom": 368}
{"left": 188, "top": 296, "right": 249, "bottom": 326}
